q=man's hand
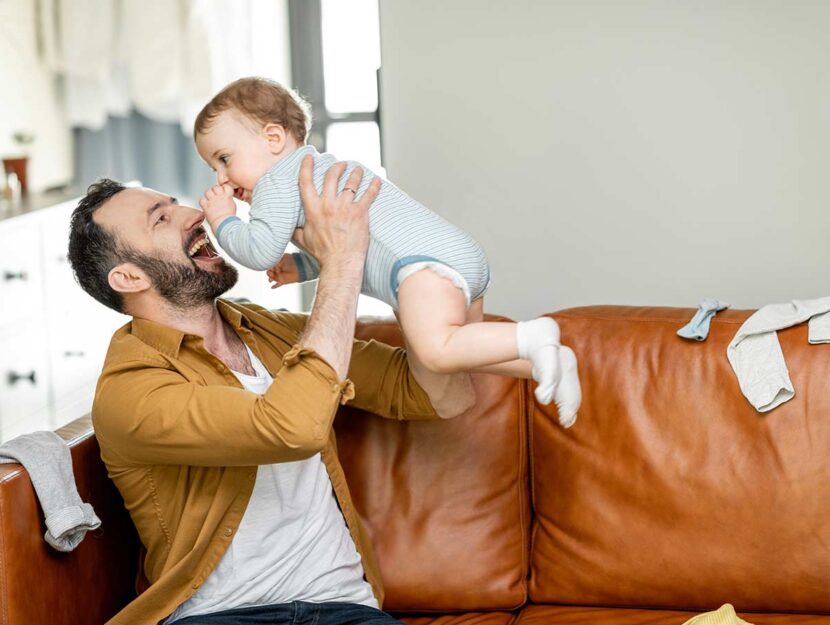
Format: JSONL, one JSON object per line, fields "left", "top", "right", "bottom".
{"left": 199, "top": 184, "right": 237, "bottom": 233}
{"left": 297, "top": 156, "right": 381, "bottom": 380}
{"left": 267, "top": 254, "right": 301, "bottom": 289}
{"left": 295, "top": 156, "right": 380, "bottom": 272}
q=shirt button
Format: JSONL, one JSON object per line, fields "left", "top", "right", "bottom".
{"left": 224, "top": 527, "right": 233, "bottom": 537}
{"left": 192, "top": 582, "right": 200, "bottom": 589}
{"left": 332, "top": 384, "right": 339, "bottom": 392}
{"left": 248, "top": 471, "right": 256, "bottom": 480}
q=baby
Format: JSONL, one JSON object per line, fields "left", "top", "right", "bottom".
{"left": 195, "top": 77, "right": 581, "bottom": 426}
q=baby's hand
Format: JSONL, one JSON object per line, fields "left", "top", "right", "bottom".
{"left": 199, "top": 184, "right": 237, "bottom": 233}
{"left": 267, "top": 254, "right": 300, "bottom": 289}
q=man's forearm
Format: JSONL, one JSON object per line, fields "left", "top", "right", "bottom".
{"left": 300, "top": 258, "right": 364, "bottom": 380}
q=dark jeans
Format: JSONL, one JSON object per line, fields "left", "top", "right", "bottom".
{"left": 170, "top": 601, "right": 406, "bottom": 625}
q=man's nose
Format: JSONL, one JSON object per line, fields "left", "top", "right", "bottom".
{"left": 181, "top": 205, "right": 205, "bottom": 230}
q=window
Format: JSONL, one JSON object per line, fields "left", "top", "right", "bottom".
{"left": 289, "top": 0, "right": 392, "bottom": 316}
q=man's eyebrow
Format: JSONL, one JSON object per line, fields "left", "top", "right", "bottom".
{"left": 146, "top": 201, "right": 162, "bottom": 224}
{"left": 145, "top": 197, "right": 177, "bottom": 225}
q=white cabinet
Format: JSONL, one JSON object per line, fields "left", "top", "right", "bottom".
{"left": 0, "top": 196, "right": 126, "bottom": 443}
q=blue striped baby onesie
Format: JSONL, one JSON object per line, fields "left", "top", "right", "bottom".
{"left": 216, "top": 145, "right": 490, "bottom": 307}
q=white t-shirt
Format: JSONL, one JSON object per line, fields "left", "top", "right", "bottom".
{"left": 165, "top": 346, "right": 377, "bottom": 623}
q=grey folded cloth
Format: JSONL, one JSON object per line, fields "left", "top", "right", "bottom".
{"left": 677, "top": 298, "right": 730, "bottom": 341}
{"left": 0, "top": 430, "right": 101, "bottom": 552}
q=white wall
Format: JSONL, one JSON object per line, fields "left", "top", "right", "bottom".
{"left": 378, "top": 1, "right": 830, "bottom": 319}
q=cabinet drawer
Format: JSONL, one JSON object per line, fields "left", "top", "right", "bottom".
{"left": 0, "top": 224, "right": 44, "bottom": 325}
{"left": 49, "top": 312, "right": 114, "bottom": 405}
{"left": 0, "top": 324, "right": 51, "bottom": 442}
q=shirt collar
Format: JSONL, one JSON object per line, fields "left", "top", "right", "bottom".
{"left": 130, "top": 299, "right": 253, "bottom": 358}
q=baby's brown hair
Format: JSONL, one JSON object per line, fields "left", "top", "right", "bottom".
{"left": 194, "top": 77, "right": 311, "bottom": 144}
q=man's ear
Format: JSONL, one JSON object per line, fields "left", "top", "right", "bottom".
{"left": 263, "top": 123, "right": 288, "bottom": 155}
{"left": 108, "top": 262, "right": 151, "bottom": 295}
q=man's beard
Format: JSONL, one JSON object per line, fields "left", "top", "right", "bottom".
{"left": 123, "top": 249, "right": 239, "bottom": 309}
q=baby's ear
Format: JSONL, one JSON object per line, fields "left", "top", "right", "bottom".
{"left": 263, "top": 123, "right": 288, "bottom": 154}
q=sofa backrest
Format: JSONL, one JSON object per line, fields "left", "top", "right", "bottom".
{"left": 529, "top": 306, "right": 830, "bottom": 613}
{"left": 336, "top": 317, "right": 531, "bottom": 612}
{"left": 0, "top": 417, "right": 139, "bottom": 625}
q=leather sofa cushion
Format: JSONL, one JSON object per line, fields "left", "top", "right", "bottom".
{"left": 334, "top": 317, "right": 531, "bottom": 612}
{"left": 515, "top": 605, "right": 830, "bottom": 624}
{"left": 0, "top": 417, "right": 139, "bottom": 625}
{"left": 529, "top": 306, "right": 830, "bottom": 612}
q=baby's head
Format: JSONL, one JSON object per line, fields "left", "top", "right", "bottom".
{"left": 194, "top": 77, "right": 311, "bottom": 201}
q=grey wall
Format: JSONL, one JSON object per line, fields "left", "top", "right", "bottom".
{"left": 378, "top": 1, "right": 830, "bottom": 319}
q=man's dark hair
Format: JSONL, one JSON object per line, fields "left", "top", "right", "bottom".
{"left": 67, "top": 178, "right": 128, "bottom": 313}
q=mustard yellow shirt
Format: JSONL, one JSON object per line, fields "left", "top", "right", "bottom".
{"left": 92, "top": 300, "right": 439, "bottom": 625}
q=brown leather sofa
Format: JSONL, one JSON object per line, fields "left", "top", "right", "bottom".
{"left": 1, "top": 306, "right": 828, "bottom": 625}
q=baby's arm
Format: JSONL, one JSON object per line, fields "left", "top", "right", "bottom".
{"left": 292, "top": 251, "right": 320, "bottom": 281}
{"left": 199, "top": 184, "right": 237, "bottom": 233}
{"left": 265, "top": 251, "right": 320, "bottom": 288}
{"left": 205, "top": 175, "right": 302, "bottom": 272}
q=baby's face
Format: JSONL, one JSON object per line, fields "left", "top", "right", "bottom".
{"left": 196, "top": 111, "right": 279, "bottom": 202}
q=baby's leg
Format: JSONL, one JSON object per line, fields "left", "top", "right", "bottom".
{"left": 465, "top": 298, "right": 533, "bottom": 379}
{"left": 406, "top": 286, "right": 582, "bottom": 427}
{"left": 464, "top": 296, "right": 564, "bottom": 405}
{"left": 464, "top": 298, "right": 581, "bottom": 426}
{"left": 397, "top": 269, "right": 521, "bottom": 373}
{"left": 397, "top": 268, "right": 562, "bottom": 406}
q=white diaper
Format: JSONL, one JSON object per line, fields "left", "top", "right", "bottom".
{"left": 396, "top": 261, "right": 472, "bottom": 307}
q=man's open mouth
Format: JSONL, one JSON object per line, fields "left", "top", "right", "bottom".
{"left": 187, "top": 233, "right": 220, "bottom": 263}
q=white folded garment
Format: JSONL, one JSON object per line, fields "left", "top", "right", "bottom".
{"left": 727, "top": 297, "right": 830, "bottom": 412}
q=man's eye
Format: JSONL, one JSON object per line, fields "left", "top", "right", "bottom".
{"left": 155, "top": 215, "right": 168, "bottom": 226}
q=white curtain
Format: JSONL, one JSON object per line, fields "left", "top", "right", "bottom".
{"left": 38, "top": 0, "right": 291, "bottom": 133}
{"left": 0, "top": 0, "right": 72, "bottom": 190}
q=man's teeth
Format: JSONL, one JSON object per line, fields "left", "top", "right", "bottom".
{"left": 189, "top": 238, "right": 209, "bottom": 257}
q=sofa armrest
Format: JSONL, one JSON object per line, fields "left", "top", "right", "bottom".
{"left": 0, "top": 416, "right": 140, "bottom": 625}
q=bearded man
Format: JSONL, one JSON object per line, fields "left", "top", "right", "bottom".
{"left": 67, "top": 158, "right": 474, "bottom": 625}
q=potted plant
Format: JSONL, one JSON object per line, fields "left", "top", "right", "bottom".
{"left": 3, "top": 131, "right": 35, "bottom": 196}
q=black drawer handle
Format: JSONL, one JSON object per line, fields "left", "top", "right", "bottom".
{"left": 3, "top": 271, "right": 28, "bottom": 282}
{"left": 63, "top": 350, "right": 86, "bottom": 357}
{"left": 7, "top": 370, "right": 36, "bottom": 386}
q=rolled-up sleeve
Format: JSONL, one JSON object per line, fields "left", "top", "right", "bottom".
{"left": 269, "top": 309, "right": 439, "bottom": 421}
{"left": 93, "top": 345, "right": 351, "bottom": 467}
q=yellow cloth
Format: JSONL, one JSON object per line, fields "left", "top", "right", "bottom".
{"left": 682, "top": 604, "right": 754, "bottom": 625}
{"left": 93, "top": 300, "right": 440, "bottom": 625}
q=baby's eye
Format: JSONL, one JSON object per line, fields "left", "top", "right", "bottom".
{"left": 219, "top": 155, "right": 229, "bottom": 164}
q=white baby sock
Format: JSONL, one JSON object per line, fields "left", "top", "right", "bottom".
{"left": 517, "top": 318, "right": 561, "bottom": 405}
{"left": 553, "top": 346, "right": 581, "bottom": 428}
